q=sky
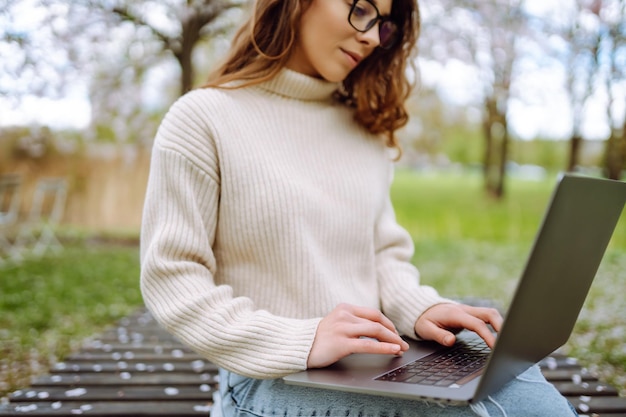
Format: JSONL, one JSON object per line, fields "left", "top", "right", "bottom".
{"left": 0, "top": 87, "right": 92, "bottom": 129}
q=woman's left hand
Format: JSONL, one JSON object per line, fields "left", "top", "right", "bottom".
{"left": 414, "top": 303, "right": 503, "bottom": 349}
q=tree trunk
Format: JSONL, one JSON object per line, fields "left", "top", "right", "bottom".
{"left": 482, "top": 97, "right": 508, "bottom": 199}
{"left": 177, "top": 50, "right": 195, "bottom": 95}
{"left": 496, "top": 121, "right": 510, "bottom": 198}
{"left": 604, "top": 133, "right": 624, "bottom": 180}
{"left": 604, "top": 107, "right": 626, "bottom": 180}
{"left": 622, "top": 116, "right": 626, "bottom": 178}
{"left": 482, "top": 105, "right": 494, "bottom": 193}
{"left": 177, "top": 14, "right": 202, "bottom": 95}
{"left": 567, "top": 135, "right": 583, "bottom": 172}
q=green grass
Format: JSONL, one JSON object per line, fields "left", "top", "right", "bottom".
{"left": 0, "top": 170, "right": 624, "bottom": 400}
{"left": 0, "top": 244, "right": 142, "bottom": 398}
{"left": 392, "top": 170, "right": 551, "bottom": 242}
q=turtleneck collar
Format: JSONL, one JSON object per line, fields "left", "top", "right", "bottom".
{"left": 257, "top": 69, "right": 339, "bottom": 102}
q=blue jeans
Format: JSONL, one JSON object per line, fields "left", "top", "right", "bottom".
{"left": 213, "top": 365, "right": 578, "bottom": 417}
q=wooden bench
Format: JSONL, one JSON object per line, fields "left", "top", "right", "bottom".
{"left": 1, "top": 308, "right": 625, "bottom": 416}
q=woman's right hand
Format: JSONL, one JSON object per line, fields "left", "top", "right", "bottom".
{"left": 307, "top": 303, "right": 409, "bottom": 369}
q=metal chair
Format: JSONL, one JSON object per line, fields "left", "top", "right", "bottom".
{"left": 15, "top": 177, "right": 68, "bottom": 258}
{"left": 0, "top": 173, "right": 23, "bottom": 265}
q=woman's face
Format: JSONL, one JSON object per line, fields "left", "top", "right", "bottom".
{"left": 287, "top": 0, "right": 393, "bottom": 82}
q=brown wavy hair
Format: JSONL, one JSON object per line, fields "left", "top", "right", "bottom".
{"left": 205, "top": 0, "right": 421, "bottom": 154}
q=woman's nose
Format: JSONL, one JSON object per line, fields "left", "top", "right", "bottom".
{"left": 355, "top": 24, "right": 380, "bottom": 47}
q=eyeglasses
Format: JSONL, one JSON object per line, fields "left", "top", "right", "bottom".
{"left": 348, "top": 0, "right": 399, "bottom": 50}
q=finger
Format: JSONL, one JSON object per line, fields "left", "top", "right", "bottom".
{"left": 416, "top": 320, "right": 457, "bottom": 347}
{"left": 340, "top": 305, "right": 408, "bottom": 348}
{"left": 471, "top": 323, "right": 497, "bottom": 349}
{"left": 347, "top": 337, "right": 406, "bottom": 356}
{"left": 348, "top": 305, "right": 400, "bottom": 335}
{"left": 463, "top": 306, "right": 503, "bottom": 332}
{"left": 452, "top": 311, "right": 498, "bottom": 349}
{"left": 349, "top": 321, "right": 409, "bottom": 351}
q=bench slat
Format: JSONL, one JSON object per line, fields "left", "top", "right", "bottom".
{"left": 567, "top": 396, "right": 626, "bottom": 414}
{"left": 31, "top": 373, "right": 217, "bottom": 386}
{"left": 9, "top": 386, "right": 217, "bottom": 402}
{"left": 0, "top": 401, "right": 212, "bottom": 416}
{"left": 50, "top": 360, "right": 217, "bottom": 374}
{"left": 550, "top": 381, "right": 620, "bottom": 396}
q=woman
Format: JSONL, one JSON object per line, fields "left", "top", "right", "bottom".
{"left": 140, "top": 0, "right": 578, "bottom": 415}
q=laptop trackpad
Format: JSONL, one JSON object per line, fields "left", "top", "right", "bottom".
{"left": 327, "top": 339, "right": 444, "bottom": 374}
{"left": 331, "top": 352, "right": 405, "bottom": 371}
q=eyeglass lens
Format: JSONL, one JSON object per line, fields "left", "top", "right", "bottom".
{"left": 349, "top": 0, "right": 399, "bottom": 49}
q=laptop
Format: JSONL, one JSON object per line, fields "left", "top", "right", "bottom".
{"left": 284, "top": 173, "right": 626, "bottom": 405}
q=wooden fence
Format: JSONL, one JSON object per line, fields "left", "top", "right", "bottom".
{"left": 1, "top": 145, "right": 150, "bottom": 233}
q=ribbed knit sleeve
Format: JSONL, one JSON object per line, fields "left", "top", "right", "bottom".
{"left": 375, "top": 168, "right": 453, "bottom": 337}
{"left": 140, "top": 92, "right": 321, "bottom": 379}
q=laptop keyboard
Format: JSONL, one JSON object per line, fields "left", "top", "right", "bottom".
{"left": 375, "top": 339, "right": 490, "bottom": 387}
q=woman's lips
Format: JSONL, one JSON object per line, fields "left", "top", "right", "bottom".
{"left": 341, "top": 49, "right": 362, "bottom": 67}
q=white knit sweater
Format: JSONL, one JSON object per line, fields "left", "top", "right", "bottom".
{"left": 140, "top": 69, "right": 448, "bottom": 379}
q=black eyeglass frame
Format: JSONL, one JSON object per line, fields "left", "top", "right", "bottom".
{"left": 347, "top": 0, "right": 399, "bottom": 50}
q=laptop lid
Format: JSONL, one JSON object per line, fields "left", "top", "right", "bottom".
{"left": 474, "top": 173, "right": 626, "bottom": 400}
{"left": 284, "top": 174, "right": 626, "bottom": 404}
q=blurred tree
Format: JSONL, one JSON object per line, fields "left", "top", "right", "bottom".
{"left": 420, "top": 0, "right": 528, "bottom": 198}
{"left": 0, "top": 0, "right": 73, "bottom": 101}
{"left": 1, "top": 0, "right": 244, "bottom": 143}
{"left": 105, "top": 0, "right": 243, "bottom": 95}
{"left": 595, "top": 0, "right": 626, "bottom": 180}
{"left": 555, "top": 0, "right": 601, "bottom": 172}
{"left": 556, "top": 0, "right": 625, "bottom": 178}
{"left": 59, "top": 0, "right": 244, "bottom": 143}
